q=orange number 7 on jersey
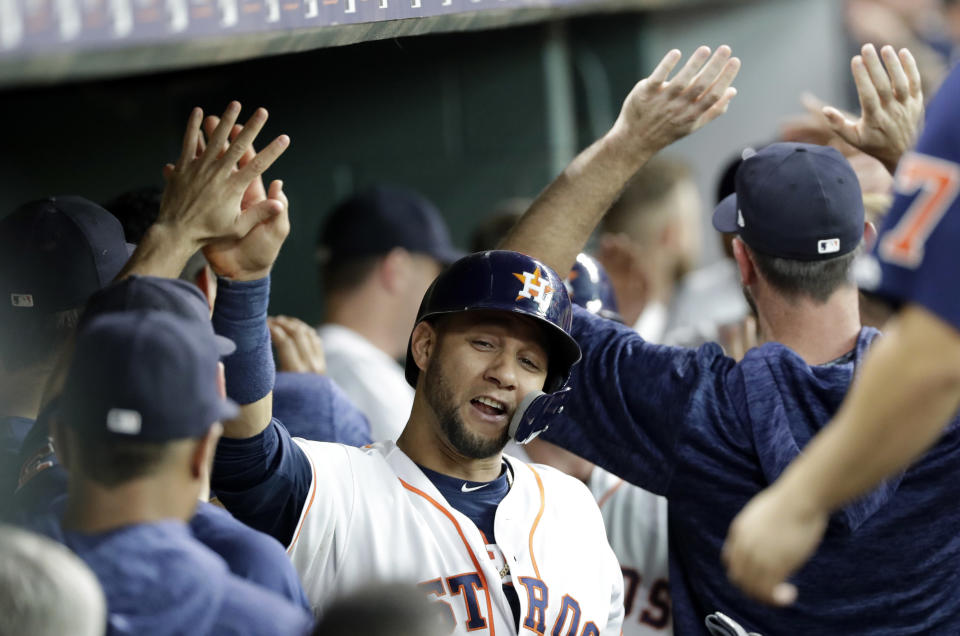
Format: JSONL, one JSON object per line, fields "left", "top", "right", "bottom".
{"left": 880, "top": 152, "right": 960, "bottom": 269}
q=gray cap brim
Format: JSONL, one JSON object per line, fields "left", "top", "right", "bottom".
{"left": 712, "top": 193, "right": 740, "bottom": 233}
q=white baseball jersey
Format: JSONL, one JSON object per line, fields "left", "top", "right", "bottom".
{"left": 587, "top": 468, "right": 671, "bottom": 635}
{"left": 288, "top": 439, "right": 624, "bottom": 635}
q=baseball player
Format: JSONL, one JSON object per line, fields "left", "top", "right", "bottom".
{"left": 211, "top": 250, "right": 624, "bottom": 634}
{"left": 722, "top": 56, "right": 960, "bottom": 603}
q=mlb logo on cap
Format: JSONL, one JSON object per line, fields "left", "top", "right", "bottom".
{"left": 818, "top": 238, "right": 841, "bottom": 255}
{"left": 10, "top": 294, "right": 34, "bottom": 308}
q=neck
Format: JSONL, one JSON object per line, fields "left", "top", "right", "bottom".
{"left": 326, "top": 292, "right": 405, "bottom": 361}
{"left": 0, "top": 364, "right": 52, "bottom": 419}
{"left": 64, "top": 476, "right": 198, "bottom": 534}
{"left": 397, "top": 399, "right": 503, "bottom": 482}
{"left": 756, "top": 285, "right": 862, "bottom": 365}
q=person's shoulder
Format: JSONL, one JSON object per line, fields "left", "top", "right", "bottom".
{"left": 219, "top": 575, "right": 312, "bottom": 635}
{"left": 510, "top": 456, "right": 596, "bottom": 507}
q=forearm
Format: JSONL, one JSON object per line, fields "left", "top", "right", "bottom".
{"left": 213, "top": 276, "right": 276, "bottom": 438}
{"left": 500, "top": 129, "right": 650, "bottom": 275}
{"left": 775, "top": 304, "right": 960, "bottom": 512}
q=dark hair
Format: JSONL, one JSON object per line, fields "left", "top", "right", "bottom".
{"left": 320, "top": 255, "right": 382, "bottom": 297}
{"left": 71, "top": 434, "right": 173, "bottom": 487}
{"left": 102, "top": 187, "right": 163, "bottom": 244}
{"left": 749, "top": 247, "right": 858, "bottom": 303}
{"left": 0, "top": 308, "right": 82, "bottom": 373}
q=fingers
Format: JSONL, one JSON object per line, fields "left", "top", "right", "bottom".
{"left": 267, "top": 180, "right": 288, "bottom": 208}
{"left": 860, "top": 43, "right": 893, "bottom": 104}
{"left": 234, "top": 198, "right": 283, "bottom": 237}
{"left": 899, "top": 47, "right": 921, "bottom": 98}
{"left": 851, "top": 54, "right": 881, "bottom": 116}
{"left": 175, "top": 107, "right": 203, "bottom": 171}
{"left": 223, "top": 107, "right": 269, "bottom": 167}
{"left": 822, "top": 106, "right": 859, "bottom": 146}
{"left": 647, "top": 48, "right": 682, "bottom": 86}
{"left": 722, "top": 535, "right": 795, "bottom": 606}
{"left": 233, "top": 134, "right": 290, "bottom": 189}
{"left": 696, "top": 56, "right": 740, "bottom": 116}
{"left": 698, "top": 86, "right": 738, "bottom": 126}
{"left": 269, "top": 316, "right": 325, "bottom": 374}
{"left": 668, "top": 45, "right": 712, "bottom": 95}
{"left": 688, "top": 45, "right": 732, "bottom": 101}
{"left": 269, "top": 318, "right": 305, "bottom": 372}
{"left": 880, "top": 45, "right": 909, "bottom": 101}
{"left": 202, "top": 102, "right": 241, "bottom": 167}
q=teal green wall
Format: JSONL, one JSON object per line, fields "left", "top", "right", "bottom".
{"left": 0, "top": 16, "right": 649, "bottom": 323}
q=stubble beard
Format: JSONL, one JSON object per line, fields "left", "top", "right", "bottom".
{"left": 424, "top": 353, "right": 510, "bottom": 460}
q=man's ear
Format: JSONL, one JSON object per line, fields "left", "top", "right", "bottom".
{"left": 862, "top": 220, "right": 878, "bottom": 252}
{"left": 192, "top": 423, "right": 223, "bottom": 482}
{"left": 409, "top": 320, "right": 438, "bottom": 375}
{"left": 380, "top": 248, "right": 411, "bottom": 294}
{"left": 732, "top": 238, "right": 757, "bottom": 287}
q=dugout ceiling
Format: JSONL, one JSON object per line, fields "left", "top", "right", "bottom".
{"left": 0, "top": 0, "right": 742, "bottom": 87}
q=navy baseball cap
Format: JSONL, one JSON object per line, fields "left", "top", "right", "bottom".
{"left": 712, "top": 143, "right": 865, "bottom": 261}
{"left": 80, "top": 276, "right": 235, "bottom": 357}
{"left": 0, "top": 196, "right": 133, "bottom": 318}
{"left": 317, "top": 186, "right": 464, "bottom": 266}
{"left": 60, "top": 311, "right": 238, "bottom": 441}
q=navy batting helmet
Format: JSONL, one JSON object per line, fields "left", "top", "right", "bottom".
{"left": 404, "top": 250, "right": 581, "bottom": 444}
{"left": 565, "top": 253, "right": 623, "bottom": 323}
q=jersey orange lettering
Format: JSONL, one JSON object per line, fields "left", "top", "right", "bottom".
{"left": 880, "top": 153, "right": 960, "bottom": 268}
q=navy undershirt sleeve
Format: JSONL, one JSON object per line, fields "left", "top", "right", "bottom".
{"left": 211, "top": 419, "right": 312, "bottom": 547}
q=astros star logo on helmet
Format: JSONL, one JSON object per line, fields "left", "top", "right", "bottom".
{"left": 513, "top": 266, "right": 554, "bottom": 312}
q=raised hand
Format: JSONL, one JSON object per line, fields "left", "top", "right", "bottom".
{"left": 269, "top": 315, "right": 326, "bottom": 374}
{"left": 822, "top": 44, "right": 923, "bottom": 174}
{"left": 611, "top": 45, "right": 741, "bottom": 157}
{"left": 195, "top": 115, "right": 291, "bottom": 280}
{"left": 118, "top": 103, "right": 289, "bottom": 280}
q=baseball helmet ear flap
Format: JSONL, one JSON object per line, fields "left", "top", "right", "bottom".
{"left": 403, "top": 251, "right": 581, "bottom": 443}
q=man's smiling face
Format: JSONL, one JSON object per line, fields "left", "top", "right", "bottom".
{"left": 421, "top": 310, "right": 549, "bottom": 460}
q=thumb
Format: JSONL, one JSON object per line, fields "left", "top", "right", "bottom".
{"left": 822, "top": 106, "right": 860, "bottom": 146}
{"left": 771, "top": 582, "right": 798, "bottom": 606}
{"left": 234, "top": 199, "right": 282, "bottom": 237}
{"left": 162, "top": 163, "right": 176, "bottom": 181}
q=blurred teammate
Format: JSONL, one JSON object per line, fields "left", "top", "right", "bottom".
{"left": 0, "top": 524, "right": 106, "bottom": 636}
{"left": 316, "top": 186, "right": 462, "bottom": 441}
{"left": 0, "top": 197, "right": 130, "bottom": 517}
{"left": 723, "top": 55, "right": 960, "bottom": 604}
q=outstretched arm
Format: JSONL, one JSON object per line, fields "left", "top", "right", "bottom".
{"left": 500, "top": 45, "right": 740, "bottom": 274}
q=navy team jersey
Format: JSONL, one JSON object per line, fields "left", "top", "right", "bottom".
{"left": 861, "top": 63, "right": 960, "bottom": 329}
{"left": 542, "top": 306, "right": 960, "bottom": 634}
{"left": 62, "top": 520, "right": 313, "bottom": 636}
{"left": 272, "top": 372, "right": 372, "bottom": 446}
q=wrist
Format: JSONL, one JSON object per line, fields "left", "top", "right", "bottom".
{"left": 603, "top": 118, "right": 655, "bottom": 172}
